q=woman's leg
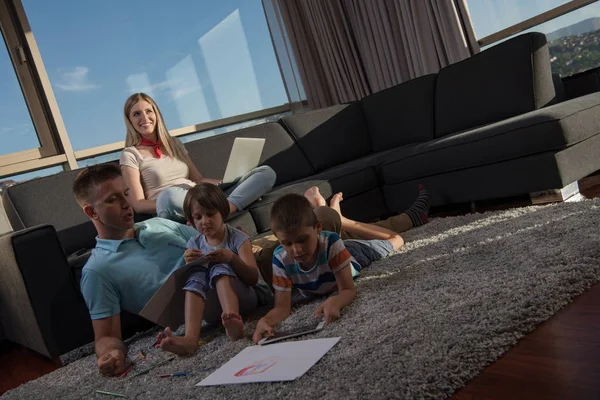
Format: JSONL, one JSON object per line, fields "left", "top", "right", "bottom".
{"left": 155, "top": 186, "right": 190, "bottom": 223}
{"left": 223, "top": 166, "right": 276, "bottom": 213}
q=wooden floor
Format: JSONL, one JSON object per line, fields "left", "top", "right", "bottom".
{"left": 1, "top": 177, "right": 600, "bottom": 396}
{"left": 453, "top": 282, "right": 600, "bottom": 400}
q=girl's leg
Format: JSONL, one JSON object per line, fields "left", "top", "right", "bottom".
{"left": 214, "top": 275, "right": 244, "bottom": 341}
{"left": 223, "top": 166, "right": 276, "bottom": 213}
{"left": 155, "top": 186, "right": 189, "bottom": 223}
{"left": 156, "top": 291, "right": 205, "bottom": 355}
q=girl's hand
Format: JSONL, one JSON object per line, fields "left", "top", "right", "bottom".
{"left": 204, "top": 248, "right": 234, "bottom": 264}
{"left": 183, "top": 248, "right": 204, "bottom": 264}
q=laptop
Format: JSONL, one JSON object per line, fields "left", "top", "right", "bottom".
{"left": 221, "top": 137, "right": 266, "bottom": 185}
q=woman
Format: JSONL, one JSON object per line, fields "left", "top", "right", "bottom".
{"left": 119, "top": 93, "right": 276, "bottom": 222}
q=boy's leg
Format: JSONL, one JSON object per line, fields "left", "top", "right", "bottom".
{"left": 344, "top": 239, "right": 395, "bottom": 269}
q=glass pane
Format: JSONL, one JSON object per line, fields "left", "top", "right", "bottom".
{"left": 466, "top": 0, "right": 572, "bottom": 39}
{"left": 0, "top": 31, "right": 40, "bottom": 155}
{"left": 481, "top": 1, "right": 600, "bottom": 77}
{"left": 22, "top": 1, "right": 289, "bottom": 151}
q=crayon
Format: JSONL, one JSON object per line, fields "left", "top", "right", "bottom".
{"left": 95, "top": 390, "right": 127, "bottom": 398}
{"left": 158, "top": 372, "right": 189, "bottom": 377}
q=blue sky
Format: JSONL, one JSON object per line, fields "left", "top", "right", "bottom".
{"left": 1, "top": 0, "right": 288, "bottom": 159}
{"left": 2, "top": 1, "right": 600, "bottom": 182}
{"left": 466, "top": 0, "right": 600, "bottom": 39}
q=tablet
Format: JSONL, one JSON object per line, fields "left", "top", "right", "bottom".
{"left": 258, "top": 320, "right": 326, "bottom": 345}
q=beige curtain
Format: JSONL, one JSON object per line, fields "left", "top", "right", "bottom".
{"left": 264, "top": 0, "right": 479, "bottom": 109}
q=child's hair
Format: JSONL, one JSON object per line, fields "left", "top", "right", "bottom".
{"left": 270, "top": 193, "right": 317, "bottom": 233}
{"left": 183, "top": 183, "right": 230, "bottom": 223}
{"left": 72, "top": 163, "right": 122, "bottom": 206}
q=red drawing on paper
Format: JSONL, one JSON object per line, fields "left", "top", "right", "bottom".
{"left": 234, "top": 357, "right": 279, "bottom": 377}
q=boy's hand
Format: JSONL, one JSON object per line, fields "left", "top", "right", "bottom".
{"left": 252, "top": 318, "right": 275, "bottom": 344}
{"left": 183, "top": 248, "right": 204, "bottom": 264}
{"left": 97, "top": 348, "right": 126, "bottom": 376}
{"left": 205, "top": 248, "right": 234, "bottom": 264}
{"left": 314, "top": 297, "right": 341, "bottom": 324}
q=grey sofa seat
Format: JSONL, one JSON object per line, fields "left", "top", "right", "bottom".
{"left": 381, "top": 92, "right": 600, "bottom": 184}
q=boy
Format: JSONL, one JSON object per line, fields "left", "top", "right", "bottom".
{"left": 252, "top": 193, "right": 405, "bottom": 343}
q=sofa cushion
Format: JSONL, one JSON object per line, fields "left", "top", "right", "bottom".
{"left": 2, "top": 168, "right": 90, "bottom": 232}
{"left": 280, "top": 102, "right": 372, "bottom": 171}
{"left": 361, "top": 74, "right": 437, "bottom": 151}
{"left": 184, "top": 122, "right": 314, "bottom": 186}
{"left": 381, "top": 92, "right": 600, "bottom": 184}
{"left": 435, "top": 32, "right": 555, "bottom": 138}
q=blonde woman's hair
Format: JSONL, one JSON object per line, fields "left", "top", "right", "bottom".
{"left": 123, "top": 93, "right": 187, "bottom": 161}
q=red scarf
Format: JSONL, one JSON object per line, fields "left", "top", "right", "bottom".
{"left": 139, "top": 138, "right": 162, "bottom": 158}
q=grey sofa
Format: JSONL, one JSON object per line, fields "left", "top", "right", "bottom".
{"left": 2, "top": 32, "right": 600, "bottom": 359}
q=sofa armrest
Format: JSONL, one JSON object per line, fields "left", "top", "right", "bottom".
{"left": 0, "top": 225, "right": 94, "bottom": 358}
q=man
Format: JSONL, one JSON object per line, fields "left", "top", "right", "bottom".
{"left": 73, "top": 164, "right": 269, "bottom": 376}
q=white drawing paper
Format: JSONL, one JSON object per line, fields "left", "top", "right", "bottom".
{"left": 196, "top": 337, "right": 341, "bottom": 386}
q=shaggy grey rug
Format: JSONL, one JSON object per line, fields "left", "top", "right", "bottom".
{"left": 4, "top": 199, "right": 600, "bottom": 399}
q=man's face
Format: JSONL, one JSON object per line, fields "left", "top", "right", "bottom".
{"left": 85, "top": 177, "right": 134, "bottom": 234}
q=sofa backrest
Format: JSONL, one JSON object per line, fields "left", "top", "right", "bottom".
{"left": 361, "top": 74, "right": 437, "bottom": 151}
{"left": 434, "top": 32, "right": 555, "bottom": 138}
{"left": 279, "top": 102, "right": 372, "bottom": 171}
{"left": 2, "top": 167, "right": 98, "bottom": 255}
{"left": 184, "top": 122, "right": 315, "bottom": 187}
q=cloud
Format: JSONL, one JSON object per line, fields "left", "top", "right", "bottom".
{"left": 127, "top": 77, "right": 202, "bottom": 100}
{"left": 55, "top": 66, "right": 100, "bottom": 92}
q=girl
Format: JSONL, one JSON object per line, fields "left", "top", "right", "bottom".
{"left": 119, "top": 92, "right": 276, "bottom": 222}
{"left": 155, "top": 183, "right": 260, "bottom": 355}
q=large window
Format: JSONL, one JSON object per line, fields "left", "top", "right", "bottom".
{"left": 0, "top": 32, "right": 39, "bottom": 156}
{"left": 466, "top": 0, "right": 600, "bottom": 77}
{"left": 465, "top": 0, "right": 573, "bottom": 40}
{"left": 22, "top": 0, "right": 288, "bottom": 151}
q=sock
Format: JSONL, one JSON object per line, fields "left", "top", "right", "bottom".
{"left": 404, "top": 184, "right": 430, "bottom": 228}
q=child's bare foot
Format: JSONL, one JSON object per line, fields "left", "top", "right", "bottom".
{"left": 329, "top": 192, "right": 344, "bottom": 216}
{"left": 304, "top": 186, "right": 327, "bottom": 208}
{"left": 222, "top": 312, "right": 244, "bottom": 341}
{"left": 157, "top": 327, "right": 198, "bottom": 356}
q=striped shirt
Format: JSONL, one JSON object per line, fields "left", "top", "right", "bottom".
{"left": 271, "top": 231, "right": 360, "bottom": 296}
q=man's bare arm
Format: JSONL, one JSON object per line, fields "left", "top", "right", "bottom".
{"left": 92, "top": 314, "right": 127, "bottom": 376}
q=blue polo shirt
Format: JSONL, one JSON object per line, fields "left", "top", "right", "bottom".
{"left": 80, "top": 218, "right": 198, "bottom": 320}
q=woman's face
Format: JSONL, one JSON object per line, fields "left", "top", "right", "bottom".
{"left": 129, "top": 100, "right": 157, "bottom": 139}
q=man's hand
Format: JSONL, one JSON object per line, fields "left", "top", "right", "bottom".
{"left": 184, "top": 248, "right": 204, "bottom": 264}
{"left": 204, "top": 248, "right": 234, "bottom": 264}
{"left": 252, "top": 318, "right": 275, "bottom": 344}
{"left": 97, "top": 348, "right": 126, "bottom": 376}
{"left": 314, "top": 297, "right": 341, "bottom": 324}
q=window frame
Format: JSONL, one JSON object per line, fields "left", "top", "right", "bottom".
{"left": 474, "top": 0, "right": 599, "bottom": 47}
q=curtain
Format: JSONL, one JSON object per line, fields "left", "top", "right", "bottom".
{"left": 263, "top": 0, "right": 480, "bottom": 109}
